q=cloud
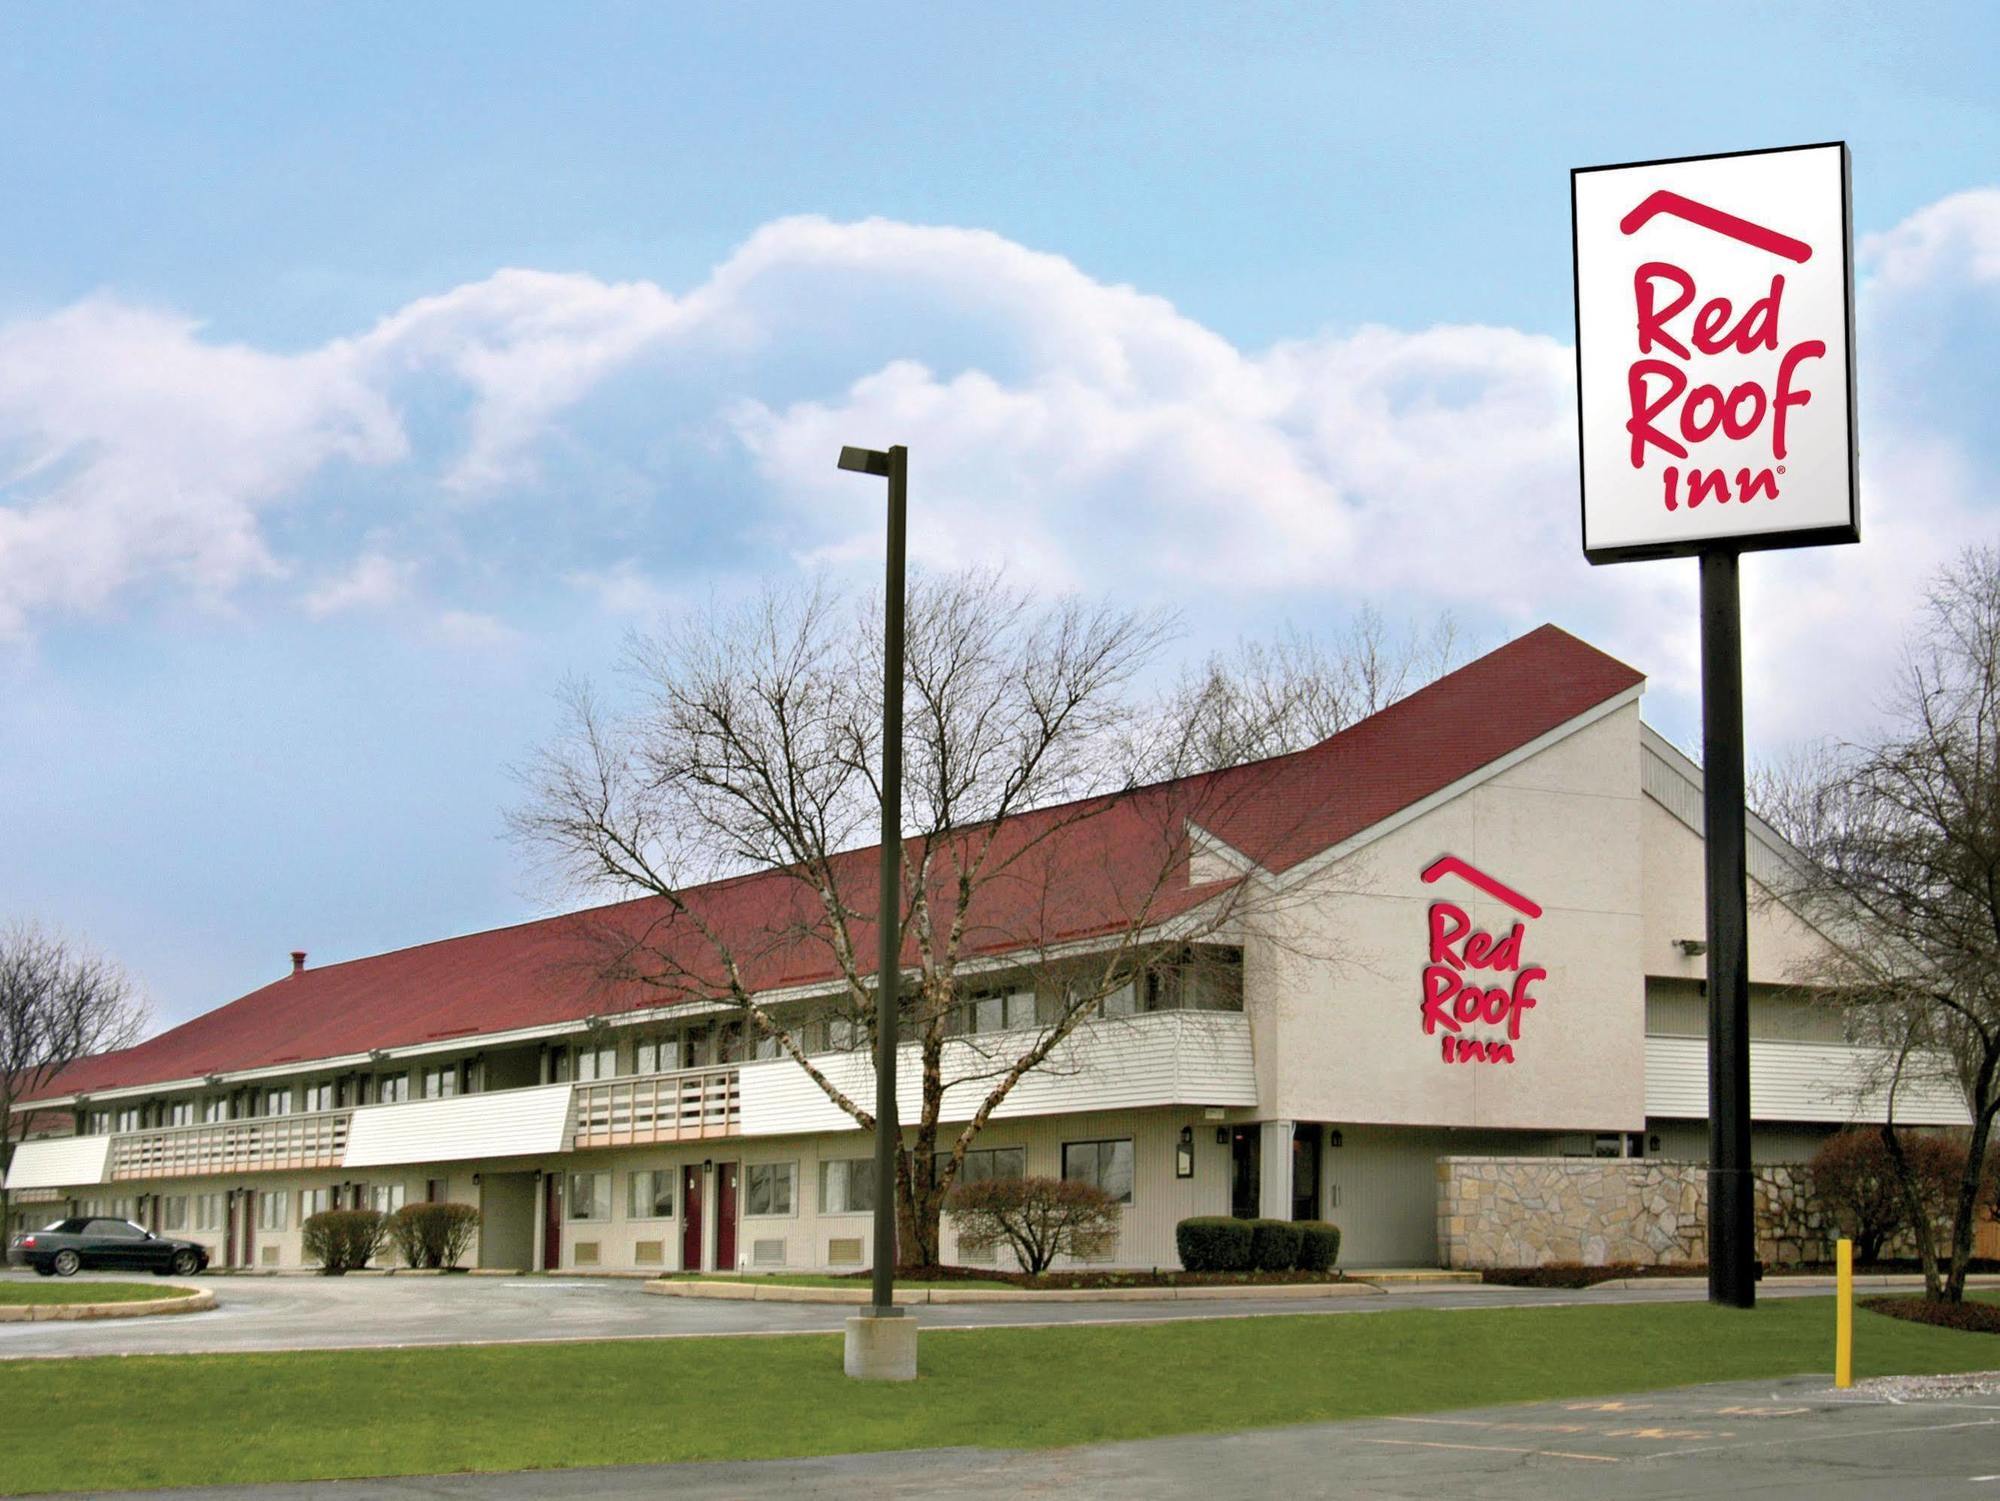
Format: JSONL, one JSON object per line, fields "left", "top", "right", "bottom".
{"left": 301, "top": 552, "right": 415, "bottom": 617}
{"left": 0, "top": 201, "right": 1995, "bottom": 752}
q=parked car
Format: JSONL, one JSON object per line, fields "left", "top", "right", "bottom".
{"left": 6, "top": 1218, "right": 208, "bottom": 1278}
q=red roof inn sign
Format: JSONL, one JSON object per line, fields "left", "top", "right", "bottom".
{"left": 1419, "top": 856, "right": 1545, "bottom": 1066}
{"left": 1572, "top": 142, "right": 1857, "bottom": 563}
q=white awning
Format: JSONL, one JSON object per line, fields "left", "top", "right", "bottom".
{"left": 5, "top": 1135, "right": 111, "bottom": 1191}
{"left": 343, "top": 1083, "right": 574, "bottom": 1167}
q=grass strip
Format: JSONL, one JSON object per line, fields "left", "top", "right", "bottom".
{"left": 2, "top": 1297, "right": 1995, "bottom": 1494}
{"left": 0, "top": 1282, "right": 196, "bottom": 1307}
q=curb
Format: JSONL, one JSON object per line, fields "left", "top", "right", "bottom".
{"left": 643, "top": 1279, "right": 1385, "bottom": 1305}
{"left": 0, "top": 1288, "right": 216, "bottom": 1323}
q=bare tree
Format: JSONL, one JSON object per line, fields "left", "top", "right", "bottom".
{"left": 0, "top": 923, "right": 148, "bottom": 1228}
{"left": 1160, "top": 607, "right": 1463, "bottom": 771}
{"left": 514, "top": 568, "right": 1335, "bottom": 1265}
{"left": 1760, "top": 545, "right": 2000, "bottom": 1303}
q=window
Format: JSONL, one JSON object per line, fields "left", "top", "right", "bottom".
{"left": 940, "top": 1146, "right": 1027, "bottom": 1185}
{"left": 114, "top": 1106, "right": 141, "bottom": 1133}
{"left": 89, "top": 1217, "right": 145, "bottom": 1239}
{"left": 419, "top": 1065, "right": 458, "bottom": 1100}
{"left": 425, "top": 1178, "right": 448, "bottom": 1203}
{"left": 1099, "top": 979, "right": 1139, "bottom": 1017}
{"left": 1062, "top": 1139, "right": 1134, "bottom": 1203}
{"left": 194, "top": 1194, "right": 224, "bottom": 1232}
{"left": 567, "top": 1172, "right": 612, "bottom": 1222}
{"left": 572, "top": 1043, "right": 618, "bottom": 1082}
{"left": 375, "top": 1073, "right": 409, "bottom": 1104}
{"left": 365, "top": 1182, "right": 405, "bottom": 1215}
{"left": 628, "top": 1170, "right": 674, "bottom": 1220}
{"left": 264, "top": 1087, "right": 293, "bottom": 1117}
{"left": 547, "top": 1046, "right": 571, "bottom": 1083}
{"left": 86, "top": 1110, "right": 111, "bottom": 1136}
{"left": 301, "top": 1188, "right": 334, "bottom": 1219}
{"left": 961, "top": 988, "right": 1037, "bottom": 1035}
{"left": 717, "top": 1022, "right": 746, "bottom": 1064}
{"left": 167, "top": 1100, "right": 194, "bottom": 1128}
{"left": 257, "top": 1191, "right": 291, "bottom": 1231}
{"left": 299, "top": 1081, "right": 335, "bottom": 1113}
{"left": 201, "top": 1096, "right": 227, "bottom": 1123}
{"left": 161, "top": 1196, "right": 188, "bottom": 1231}
{"left": 751, "top": 1031, "right": 783, "bottom": 1060}
{"left": 743, "top": 1162, "right": 795, "bottom": 1217}
{"left": 823, "top": 1014, "right": 866, "bottom": 1052}
{"left": 633, "top": 1037, "right": 672, "bottom": 1074}
{"left": 819, "top": 1158, "right": 874, "bottom": 1214}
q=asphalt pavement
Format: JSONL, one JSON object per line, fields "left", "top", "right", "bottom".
{"left": 0, "top": 1268, "right": 1842, "bottom": 1359}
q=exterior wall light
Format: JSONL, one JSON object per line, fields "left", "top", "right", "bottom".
{"left": 1328, "top": 1130, "right": 1343, "bottom": 1149}
{"left": 1175, "top": 1126, "right": 1194, "bottom": 1179}
{"left": 1674, "top": 938, "right": 1708, "bottom": 956}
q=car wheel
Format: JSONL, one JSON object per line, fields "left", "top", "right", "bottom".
{"left": 170, "top": 1250, "right": 199, "bottom": 1278}
{"left": 51, "top": 1250, "right": 81, "bottom": 1277}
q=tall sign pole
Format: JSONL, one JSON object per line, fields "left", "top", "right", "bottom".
{"left": 1572, "top": 143, "right": 1857, "bottom": 1309}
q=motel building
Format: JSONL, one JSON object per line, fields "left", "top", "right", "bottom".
{"left": 2, "top": 626, "right": 1973, "bottom": 1275}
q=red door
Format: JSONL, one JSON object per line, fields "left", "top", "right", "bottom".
{"left": 681, "top": 1166, "right": 704, "bottom": 1271}
{"left": 541, "top": 1174, "right": 563, "bottom": 1271}
{"left": 714, "top": 1162, "right": 738, "bottom": 1272}
{"left": 241, "top": 1191, "right": 256, "bottom": 1269}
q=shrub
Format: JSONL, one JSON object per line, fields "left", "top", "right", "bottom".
{"left": 1295, "top": 1220, "right": 1342, "bottom": 1273}
{"left": 301, "top": 1209, "right": 385, "bottom": 1275}
{"left": 944, "top": 1176, "right": 1120, "bottom": 1275}
{"left": 387, "top": 1202, "right": 482, "bottom": 1269}
{"left": 1176, "top": 1216, "right": 1254, "bottom": 1272}
{"left": 1810, "top": 1129, "right": 1910, "bottom": 1262}
{"left": 1249, "top": 1218, "right": 1303, "bottom": 1272}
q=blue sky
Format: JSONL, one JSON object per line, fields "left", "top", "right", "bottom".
{"left": 3, "top": 1, "right": 1997, "bottom": 1031}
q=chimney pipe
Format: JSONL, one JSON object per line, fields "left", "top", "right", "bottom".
{"left": 291, "top": 950, "right": 307, "bottom": 977}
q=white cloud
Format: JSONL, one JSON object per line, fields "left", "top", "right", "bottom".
{"left": 0, "top": 201, "right": 1995, "bottom": 753}
{"left": 301, "top": 552, "right": 415, "bottom": 617}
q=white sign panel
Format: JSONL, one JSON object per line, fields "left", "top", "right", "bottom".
{"left": 1573, "top": 143, "right": 1857, "bottom": 563}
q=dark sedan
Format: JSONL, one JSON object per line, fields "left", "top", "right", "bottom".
{"left": 7, "top": 1217, "right": 208, "bottom": 1278}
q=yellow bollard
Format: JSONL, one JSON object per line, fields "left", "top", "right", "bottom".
{"left": 1835, "top": 1236, "right": 1853, "bottom": 1389}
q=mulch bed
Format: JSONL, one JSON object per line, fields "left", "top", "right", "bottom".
{"left": 848, "top": 1264, "right": 1347, "bottom": 1290}
{"left": 1862, "top": 1296, "right": 2000, "bottom": 1335}
{"left": 1482, "top": 1258, "right": 2000, "bottom": 1291}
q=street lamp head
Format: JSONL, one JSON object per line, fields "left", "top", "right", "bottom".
{"left": 837, "top": 445, "right": 893, "bottom": 477}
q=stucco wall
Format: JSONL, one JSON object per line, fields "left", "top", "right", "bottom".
{"left": 1250, "top": 700, "right": 1647, "bottom": 1133}
{"left": 1436, "top": 1155, "right": 1835, "bottom": 1268}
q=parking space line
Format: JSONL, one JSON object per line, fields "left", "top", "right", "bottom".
{"left": 1358, "top": 1438, "right": 1619, "bottom": 1463}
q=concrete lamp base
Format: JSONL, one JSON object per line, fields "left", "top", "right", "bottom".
{"left": 844, "top": 1312, "right": 918, "bottom": 1381}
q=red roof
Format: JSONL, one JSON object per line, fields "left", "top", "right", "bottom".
{"left": 21, "top": 625, "right": 1639, "bottom": 1103}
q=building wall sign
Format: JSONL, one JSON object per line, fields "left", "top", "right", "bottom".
{"left": 1420, "top": 856, "right": 1546, "bottom": 1065}
{"left": 1572, "top": 142, "right": 1857, "bottom": 564}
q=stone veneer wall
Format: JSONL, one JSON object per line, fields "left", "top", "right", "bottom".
{"left": 1436, "top": 1156, "right": 1835, "bottom": 1269}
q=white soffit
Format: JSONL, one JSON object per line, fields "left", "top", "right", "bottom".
{"left": 343, "top": 1083, "right": 575, "bottom": 1167}
{"left": 4, "top": 1135, "right": 111, "bottom": 1191}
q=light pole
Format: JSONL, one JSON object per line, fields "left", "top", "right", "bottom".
{"left": 835, "top": 442, "right": 916, "bottom": 1380}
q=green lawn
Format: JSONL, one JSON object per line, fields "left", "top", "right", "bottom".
{"left": 0, "top": 1281, "right": 196, "bottom": 1306}
{"left": 2, "top": 1297, "right": 1995, "bottom": 1494}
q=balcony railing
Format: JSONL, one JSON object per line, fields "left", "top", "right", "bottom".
{"left": 107, "top": 1109, "right": 352, "bottom": 1181}
{"left": 571, "top": 1066, "right": 739, "bottom": 1149}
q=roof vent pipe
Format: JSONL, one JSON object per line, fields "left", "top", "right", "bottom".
{"left": 291, "top": 950, "right": 307, "bottom": 976}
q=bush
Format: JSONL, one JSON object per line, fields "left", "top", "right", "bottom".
{"left": 1810, "top": 1129, "right": 1911, "bottom": 1262}
{"left": 301, "top": 1209, "right": 385, "bottom": 1274}
{"left": 1295, "top": 1220, "right": 1342, "bottom": 1273}
{"left": 1249, "top": 1218, "right": 1303, "bottom": 1272}
{"left": 1176, "top": 1216, "right": 1254, "bottom": 1272}
{"left": 387, "top": 1202, "right": 482, "bottom": 1270}
{"left": 944, "top": 1176, "right": 1120, "bottom": 1275}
